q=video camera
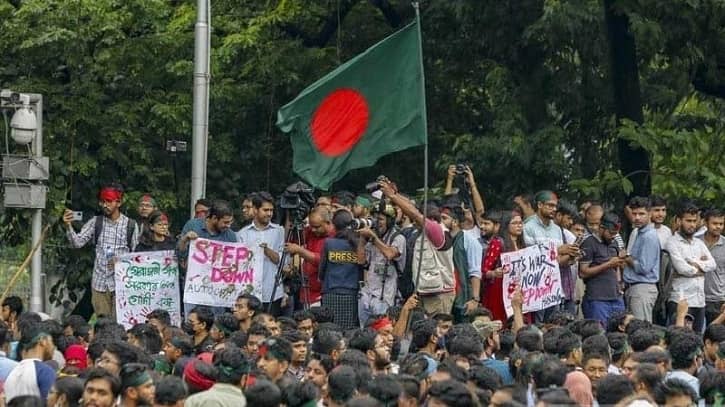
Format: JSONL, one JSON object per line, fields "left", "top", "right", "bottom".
{"left": 280, "top": 181, "right": 315, "bottom": 228}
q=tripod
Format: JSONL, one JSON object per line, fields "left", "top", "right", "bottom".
{"left": 266, "top": 220, "right": 306, "bottom": 314}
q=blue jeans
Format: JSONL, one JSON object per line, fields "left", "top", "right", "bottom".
{"left": 582, "top": 298, "right": 624, "bottom": 326}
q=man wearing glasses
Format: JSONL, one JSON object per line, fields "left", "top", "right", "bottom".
{"left": 63, "top": 183, "right": 140, "bottom": 319}
{"left": 178, "top": 200, "right": 238, "bottom": 316}
{"left": 523, "top": 190, "right": 581, "bottom": 323}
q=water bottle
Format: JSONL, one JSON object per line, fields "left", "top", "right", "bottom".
{"left": 105, "top": 246, "right": 114, "bottom": 270}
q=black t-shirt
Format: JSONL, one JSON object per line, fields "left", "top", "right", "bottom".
{"left": 580, "top": 235, "right": 620, "bottom": 300}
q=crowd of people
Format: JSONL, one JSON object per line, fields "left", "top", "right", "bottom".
{"left": 0, "top": 164, "right": 724, "bottom": 406}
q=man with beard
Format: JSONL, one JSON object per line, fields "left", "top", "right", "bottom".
{"left": 284, "top": 208, "right": 335, "bottom": 307}
{"left": 358, "top": 204, "right": 405, "bottom": 325}
{"left": 82, "top": 368, "right": 122, "bottom": 407}
{"left": 178, "top": 199, "right": 237, "bottom": 315}
{"left": 700, "top": 209, "right": 725, "bottom": 325}
{"left": 623, "top": 197, "right": 661, "bottom": 322}
{"left": 369, "top": 329, "right": 392, "bottom": 374}
{"left": 119, "top": 363, "right": 155, "bottom": 407}
{"left": 477, "top": 210, "right": 502, "bottom": 256}
{"left": 523, "top": 190, "right": 580, "bottom": 322}
{"left": 63, "top": 183, "right": 139, "bottom": 319}
{"left": 240, "top": 193, "right": 256, "bottom": 228}
{"left": 665, "top": 202, "right": 716, "bottom": 333}
{"left": 579, "top": 213, "right": 628, "bottom": 326}
{"left": 237, "top": 192, "right": 285, "bottom": 316}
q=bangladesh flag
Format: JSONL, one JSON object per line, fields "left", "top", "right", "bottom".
{"left": 276, "top": 20, "right": 427, "bottom": 190}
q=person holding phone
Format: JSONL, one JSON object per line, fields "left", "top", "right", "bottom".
{"left": 63, "top": 183, "right": 139, "bottom": 319}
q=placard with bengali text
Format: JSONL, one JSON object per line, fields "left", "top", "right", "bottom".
{"left": 114, "top": 250, "right": 181, "bottom": 329}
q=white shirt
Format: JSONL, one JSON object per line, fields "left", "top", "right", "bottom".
{"left": 664, "top": 233, "right": 716, "bottom": 307}
{"left": 236, "top": 222, "right": 285, "bottom": 302}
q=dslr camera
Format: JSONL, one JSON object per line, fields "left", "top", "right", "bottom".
{"left": 455, "top": 163, "right": 467, "bottom": 175}
{"left": 351, "top": 218, "right": 377, "bottom": 230}
{"left": 365, "top": 175, "right": 389, "bottom": 193}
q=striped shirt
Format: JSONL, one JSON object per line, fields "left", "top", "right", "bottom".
{"left": 66, "top": 214, "right": 139, "bottom": 292}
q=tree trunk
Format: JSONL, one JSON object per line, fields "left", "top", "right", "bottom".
{"left": 603, "top": 0, "right": 651, "bottom": 197}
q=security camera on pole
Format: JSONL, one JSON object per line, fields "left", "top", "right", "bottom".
{"left": 1, "top": 89, "right": 48, "bottom": 313}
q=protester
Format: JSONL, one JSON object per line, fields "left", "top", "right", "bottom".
{"left": 701, "top": 208, "right": 725, "bottom": 325}
{"left": 237, "top": 192, "right": 286, "bottom": 316}
{"left": 5, "top": 174, "right": 725, "bottom": 407}
{"left": 482, "top": 210, "right": 524, "bottom": 322}
{"left": 579, "top": 212, "right": 627, "bottom": 325}
{"left": 665, "top": 202, "right": 716, "bottom": 333}
{"left": 135, "top": 210, "right": 175, "bottom": 251}
{"left": 623, "top": 197, "right": 661, "bottom": 323}
{"left": 63, "top": 183, "right": 140, "bottom": 319}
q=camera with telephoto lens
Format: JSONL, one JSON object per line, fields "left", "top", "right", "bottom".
{"left": 279, "top": 181, "right": 315, "bottom": 228}
{"left": 365, "top": 175, "right": 389, "bottom": 193}
{"left": 351, "top": 218, "right": 377, "bottom": 230}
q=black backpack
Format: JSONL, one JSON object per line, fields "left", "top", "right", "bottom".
{"left": 92, "top": 215, "right": 137, "bottom": 251}
{"left": 396, "top": 225, "right": 420, "bottom": 300}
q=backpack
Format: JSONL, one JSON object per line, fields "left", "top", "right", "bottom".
{"left": 411, "top": 229, "right": 455, "bottom": 295}
{"left": 92, "top": 215, "right": 137, "bottom": 251}
{"left": 396, "top": 226, "right": 420, "bottom": 299}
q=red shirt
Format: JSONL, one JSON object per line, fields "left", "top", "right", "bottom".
{"left": 482, "top": 237, "right": 507, "bottom": 322}
{"left": 301, "top": 226, "right": 335, "bottom": 304}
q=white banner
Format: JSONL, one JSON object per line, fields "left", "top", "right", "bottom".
{"left": 114, "top": 251, "right": 181, "bottom": 329}
{"left": 502, "top": 242, "right": 563, "bottom": 317}
{"left": 184, "top": 238, "right": 264, "bottom": 307}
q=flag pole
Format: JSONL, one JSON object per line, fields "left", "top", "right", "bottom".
{"left": 412, "top": 0, "right": 429, "bottom": 311}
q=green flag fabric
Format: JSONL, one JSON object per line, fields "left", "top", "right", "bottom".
{"left": 276, "top": 20, "right": 426, "bottom": 190}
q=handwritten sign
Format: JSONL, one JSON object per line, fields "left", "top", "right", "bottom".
{"left": 115, "top": 251, "right": 181, "bottom": 329}
{"left": 502, "top": 242, "right": 563, "bottom": 317}
{"left": 184, "top": 238, "right": 263, "bottom": 308}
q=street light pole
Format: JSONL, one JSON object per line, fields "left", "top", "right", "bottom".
{"left": 190, "top": 0, "right": 210, "bottom": 216}
{"left": 29, "top": 93, "right": 43, "bottom": 313}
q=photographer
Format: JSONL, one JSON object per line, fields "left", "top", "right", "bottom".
{"left": 284, "top": 208, "right": 335, "bottom": 307}
{"left": 319, "top": 210, "right": 367, "bottom": 330}
{"left": 378, "top": 178, "right": 456, "bottom": 315}
{"left": 444, "top": 164, "right": 486, "bottom": 223}
{"left": 358, "top": 204, "right": 407, "bottom": 325}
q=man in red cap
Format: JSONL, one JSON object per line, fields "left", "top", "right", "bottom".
{"left": 63, "top": 182, "right": 139, "bottom": 319}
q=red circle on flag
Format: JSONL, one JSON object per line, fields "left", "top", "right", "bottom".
{"left": 310, "top": 88, "right": 369, "bottom": 157}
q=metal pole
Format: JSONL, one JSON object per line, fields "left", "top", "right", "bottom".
{"left": 191, "top": 0, "right": 210, "bottom": 216}
{"left": 29, "top": 94, "right": 43, "bottom": 313}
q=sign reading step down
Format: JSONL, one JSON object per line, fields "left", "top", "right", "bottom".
{"left": 184, "top": 238, "right": 264, "bottom": 308}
